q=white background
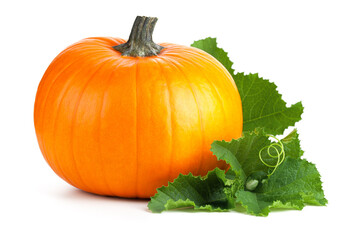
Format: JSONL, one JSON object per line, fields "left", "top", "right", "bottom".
{"left": 1, "top": 0, "right": 352, "bottom": 239}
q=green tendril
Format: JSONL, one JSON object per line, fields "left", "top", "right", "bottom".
{"left": 258, "top": 135, "right": 286, "bottom": 177}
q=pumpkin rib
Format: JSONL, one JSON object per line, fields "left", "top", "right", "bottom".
{"left": 177, "top": 47, "right": 237, "bottom": 90}
{"left": 36, "top": 46, "right": 112, "bottom": 126}
{"left": 48, "top": 59, "right": 95, "bottom": 189}
{"left": 164, "top": 50, "right": 239, "bottom": 173}
{"left": 181, "top": 52, "right": 228, "bottom": 117}
{"left": 134, "top": 58, "right": 140, "bottom": 197}
{"left": 46, "top": 65, "right": 84, "bottom": 186}
{"left": 163, "top": 52, "right": 230, "bottom": 173}
{"left": 153, "top": 57, "right": 175, "bottom": 186}
{"left": 36, "top": 66, "right": 72, "bottom": 183}
{"left": 168, "top": 52, "right": 230, "bottom": 131}
{"left": 35, "top": 44, "right": 83, "bottom": 97}
{"left": 158, "top": 56, "right": 205, "bottom": 177}
{"left": 164, "top": 46, "right": 231, "bottom": 80}
{"left": 93, "top": 56, "right": 138, "bottom": 197}
{"left": 181, "top": 50, "right": 243, "bottom": 140}
{"left": 184, "top": 51, "right": 242, "bottom": 134}
{"left": 37, "top": 53, "right": 98, "bottom": 185}
{"left": 68, "top": 59, "right": 114, "bottom": 192}
{"left": 48, "top": 54, "right": 112, "bottom": 189}
{"left": 97, "top": 60, "right": 124, "bottom": 196}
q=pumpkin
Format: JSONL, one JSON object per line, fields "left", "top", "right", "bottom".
{"left": 34, "top": 16, "right": 243, "bottom": 198}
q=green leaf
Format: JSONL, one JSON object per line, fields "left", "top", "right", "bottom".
{"left": 148, "top": 168, "right": 237, "bottom": 213}
{"left": 212, "top": 128, "right": 304, "bottom": 177}
{"left": 234, "top": 73, "right": 304, "bottom": 135}
{"left": 235, "top": 157, "right": 328, "bottom": 216}
{"left": 210, "top": 141, "right": 246, "bottom": 183}
{"left": 282, "top": 128, "right": 304, "bottom": 159}
{"left": 235, "top": 190, "right": 301, "bottom": 216}
{"left": 191, "top": 38, "right": 304, "bottom": 135}
{"left": 212, "top": 129, "right": 271, "bottom": 176}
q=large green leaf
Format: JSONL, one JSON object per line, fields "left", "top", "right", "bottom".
{"left": 192, "top": 38, "right": 304, "bottom": 135}
{"left": 234, "top": 73, "right": 304, "bottom": 134}
{"left": 148, "top": 168, "right": 237, "bottom": 213}
{"left": 235, "top": 157, "right": 328, "bottom": 216}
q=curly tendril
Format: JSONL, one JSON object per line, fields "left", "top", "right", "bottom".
{"left": 258, "top": 135, "right": 286, "bottom": 177}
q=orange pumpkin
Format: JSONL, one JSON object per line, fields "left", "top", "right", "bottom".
{"left": 34, "top": 16, "right": 242, "bottom": 198}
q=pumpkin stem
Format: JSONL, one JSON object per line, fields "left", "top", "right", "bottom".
{"left": 113, "top": 16, "right": 164, "bottom": 57}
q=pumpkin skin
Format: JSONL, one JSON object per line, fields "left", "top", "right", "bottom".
{"left": 34, "top": 36, "right": 243, "bottom": 198}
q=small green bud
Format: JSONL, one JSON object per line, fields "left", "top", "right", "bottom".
{"left": 246, "top": 179, "right": 259, "bottom": 191}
